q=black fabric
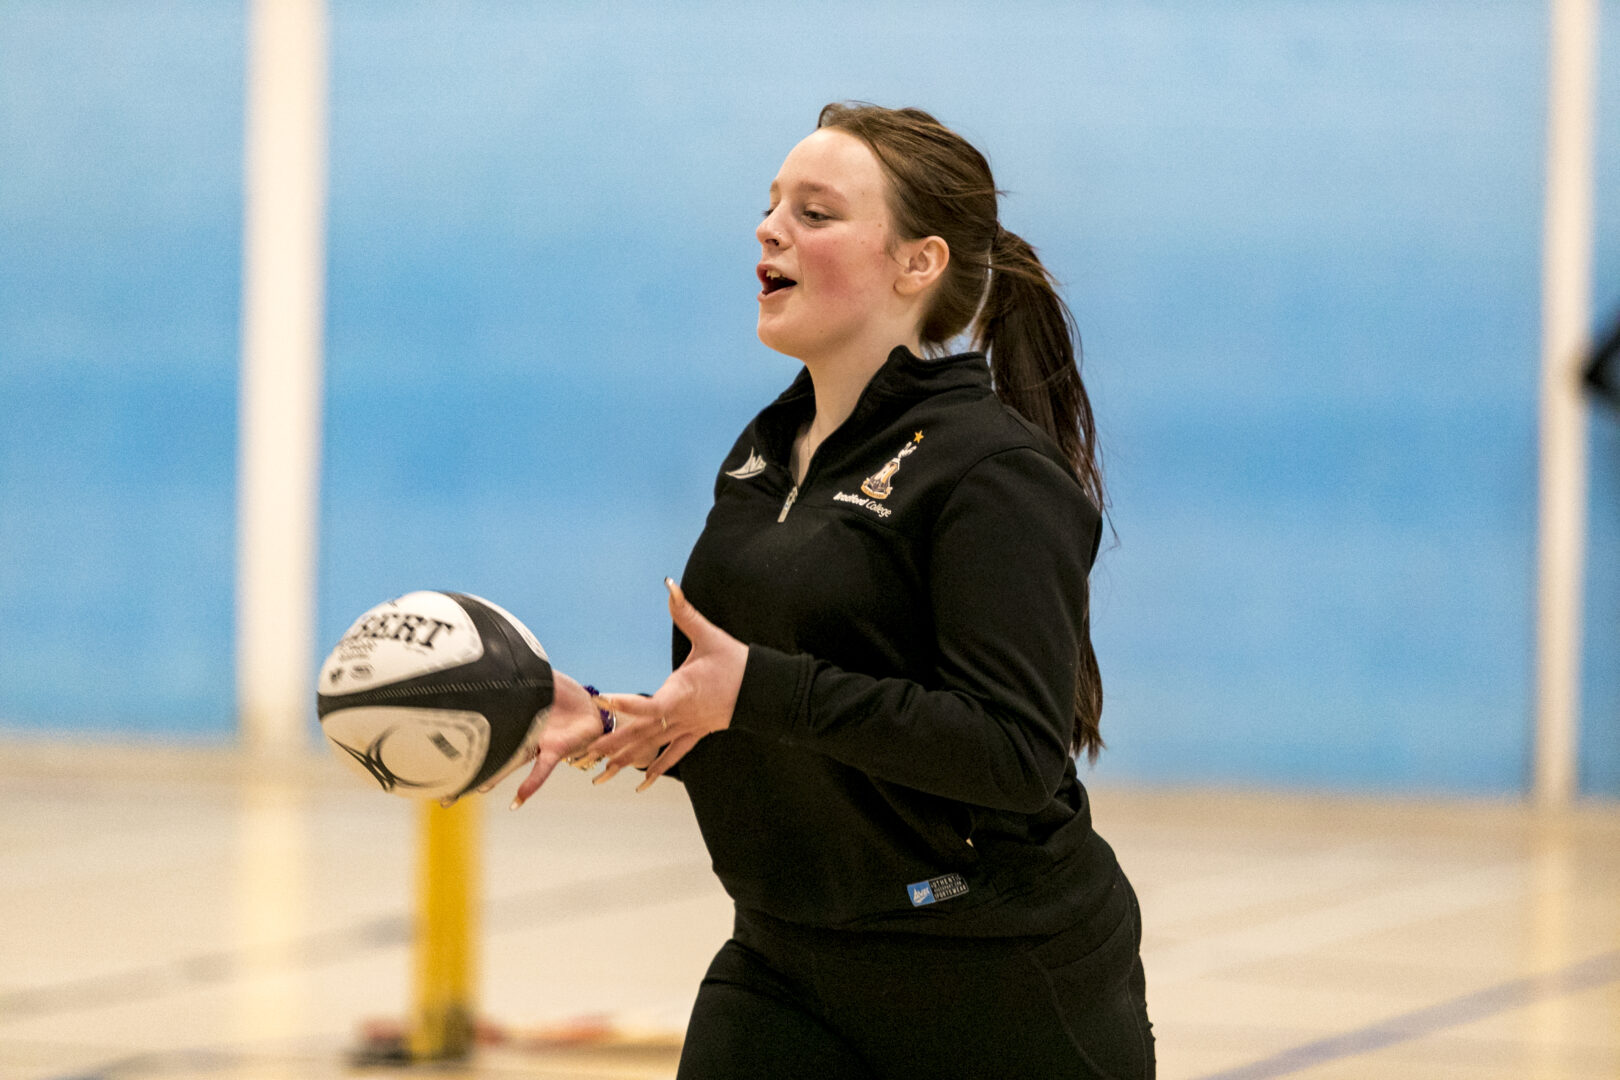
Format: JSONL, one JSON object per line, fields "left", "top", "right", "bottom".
{"left": 673, "top": 346, "right": 1122, "bottom": 939}
{"left": 677, "top": 869, "right": 1153, "bottom": 1080}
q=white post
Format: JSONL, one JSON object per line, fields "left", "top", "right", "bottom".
{"left": 1533, "top": 0, "right": 1596, "bottom": 805}
{"left": 236, "top": 0, "right": 329, "bottom": 755}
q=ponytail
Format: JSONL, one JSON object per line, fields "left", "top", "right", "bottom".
{"left": 976, "top": 227, "right": 1106, "bottom": 763}
{"left": 816, "top": 103, "right": 1108, "bottom": 763}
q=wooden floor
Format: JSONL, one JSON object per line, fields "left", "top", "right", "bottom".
{"left": 2, "top": 737, "right": 1617, "bottom": 1079}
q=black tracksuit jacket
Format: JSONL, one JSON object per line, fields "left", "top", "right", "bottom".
{"left": 672, "top": 345, "right": 1123, "bottom": 940}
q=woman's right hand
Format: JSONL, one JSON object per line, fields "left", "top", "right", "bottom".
{"left": 442, "top": 670, "right": 609, "bottom": 809}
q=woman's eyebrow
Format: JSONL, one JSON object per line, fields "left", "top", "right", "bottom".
{"left": 769, "top": 179, "right": 844, "bottom": 201}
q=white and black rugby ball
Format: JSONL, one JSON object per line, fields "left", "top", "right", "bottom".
{"left": 316, "top": 591, "right": 554, "bottom": 800}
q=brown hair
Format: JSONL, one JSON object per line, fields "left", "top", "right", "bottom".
{"left": 817, "top": 102, "right": 1108, "bottom": 763}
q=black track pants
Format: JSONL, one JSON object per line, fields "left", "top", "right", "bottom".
{"left": 677, "top": 873, "right": 1153, "bottom": 1080}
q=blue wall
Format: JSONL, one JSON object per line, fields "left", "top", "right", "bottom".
{"left": 2, "top": 1, "right": 1617, "bottom": 796}
{"left": 0, "top": 3, "right": 243, "bottom": 731}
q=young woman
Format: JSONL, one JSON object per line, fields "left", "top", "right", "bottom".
{"left": 495, "top": 103, "right": 1152, "bottom": 1079}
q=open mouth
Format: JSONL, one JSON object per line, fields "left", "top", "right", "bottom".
{"left": 758, "top": 267, "right": 797, "bottom": 295}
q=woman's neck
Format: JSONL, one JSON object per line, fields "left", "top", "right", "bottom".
{"left": 790, "top": 336, "right": 919, "bottom": 485}
{"left": 802, "top": 355, "right": 881, "bottom": 445}
{"left": 800, "top": 332, "right": 921, "bottom": 442}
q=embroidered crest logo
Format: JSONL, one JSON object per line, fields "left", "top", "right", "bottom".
{"left": 725, "top": 448, "right": 767, "bottom": 480}
{"left": 860, "top": 431, "right": 923, "bottom": 500}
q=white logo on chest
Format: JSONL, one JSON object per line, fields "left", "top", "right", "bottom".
{"left": 833, "top": 491, "right": 893, "bottom": 519}
{"left": 725, "top": 448, "right": 767, "bottom": 480}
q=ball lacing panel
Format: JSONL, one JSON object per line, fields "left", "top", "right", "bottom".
{"left": 326, "top": 677, "right": 551, "bottom": 704}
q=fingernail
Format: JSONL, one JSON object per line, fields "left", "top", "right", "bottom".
{"left": 636, "top": 776, "right": 656, "bottom": 793}
{"left": 509, "top": 795, "right": 524, "bottom": 811}
{"left": 665, "top": 577, "right": 676, "bottom": 590}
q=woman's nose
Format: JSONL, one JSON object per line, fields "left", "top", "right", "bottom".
{"left": 756, "top": 210, "right": 784, "bottom": 247}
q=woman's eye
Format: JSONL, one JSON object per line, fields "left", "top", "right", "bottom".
{"left": 760, "top": 205, "right": 830, "bottom": 223}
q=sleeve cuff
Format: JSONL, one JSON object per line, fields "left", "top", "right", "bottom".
{"left": 729, "top": 644, "right": 811, "bottom": 740}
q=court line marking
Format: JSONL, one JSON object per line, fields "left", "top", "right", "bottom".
{"left": 1191, "top": 948, "right": 1620, "bottom": 1080}
{"left": 33, "top": 1044, "right": 659, "bottom": 1080}
{"left": 0, "top": 861, "right": 715, "bottom": 1025}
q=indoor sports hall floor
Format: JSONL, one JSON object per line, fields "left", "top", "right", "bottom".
{"left": 3, "top": 737, "right": 1617, "bottom": 1080}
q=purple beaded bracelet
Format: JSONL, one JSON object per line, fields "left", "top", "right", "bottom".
{"left": 582, "top": 685, "right": 617, "bottom": 734}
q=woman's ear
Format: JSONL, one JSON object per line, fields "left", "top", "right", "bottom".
{"left": 894, "top": 235, "right": 950, "bottom": 298}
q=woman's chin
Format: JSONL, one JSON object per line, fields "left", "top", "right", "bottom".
{"left": 755, "top": 318, "right": 801, "bottom": 358}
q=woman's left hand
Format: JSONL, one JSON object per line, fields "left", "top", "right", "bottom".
{"left": 590, "top": 578, "right": 746, "bottom": 790}
{"left": 469, "top": 670, "right": 612, "bottom": 809}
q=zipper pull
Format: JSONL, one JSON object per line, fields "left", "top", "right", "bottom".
{"left": 777, "top": 484, "right": 799, "bottom": 523}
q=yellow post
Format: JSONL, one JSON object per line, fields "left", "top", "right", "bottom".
{"left": 409, "top": 796, "right": 480, "bottom": 1061}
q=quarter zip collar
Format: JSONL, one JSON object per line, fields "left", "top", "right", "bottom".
{"left": 755, "top": 346, "right": 992, "bottom": 474}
